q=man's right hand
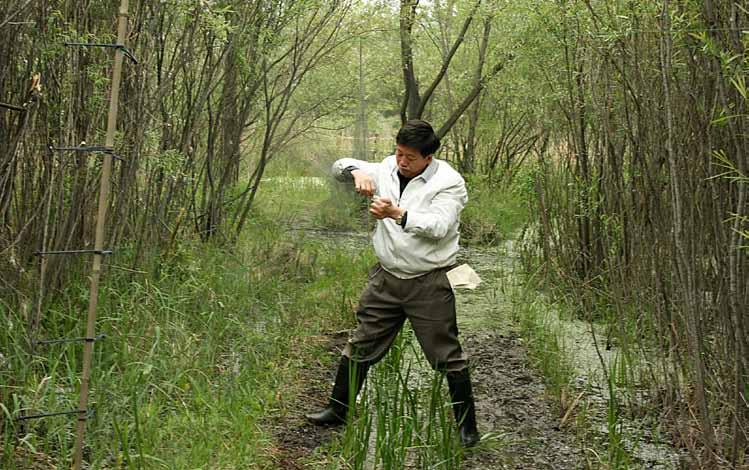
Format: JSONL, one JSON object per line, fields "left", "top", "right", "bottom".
{"left": 351, "top": 169, "right": 376, "bottom": 197}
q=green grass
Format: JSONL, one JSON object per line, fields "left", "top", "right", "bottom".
{"left": 1, "top": 162, "right": 532, "bottom": 469}
{"left": 1, "top": 178, "right": 374, "bottom": 469}
{"left": 334, "top": 330, "right": 463, "bottom": 469}
{"left": 253, "top": 173, "right": 371, "bottom": 233}
{"left": 510, "top": 282, "right": 576, "bottom": 401}
{"left": 508, "top": 270, "right": 656, "bottom": 468}
{"left": 461, "top": 175, "right": 529, "bottom": 245}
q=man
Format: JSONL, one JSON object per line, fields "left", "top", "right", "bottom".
{"left": 306, "top": 120, "right": 480, "bottom": 447}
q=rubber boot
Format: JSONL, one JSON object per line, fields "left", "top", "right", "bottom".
{"left": 447, "top": 369, "right": 480, "bottom": 448}
{"left": 306, "top": 356, "right": 369, "bottom": 426}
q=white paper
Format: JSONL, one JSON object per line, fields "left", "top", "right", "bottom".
{"left": 446, "top": 264, "right": 482, "bottom": 290}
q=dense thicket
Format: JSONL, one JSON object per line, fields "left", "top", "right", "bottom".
{"left": 514, "top": 1, "right": 748, "bottom": 466}
{"left": 0, "top": 0, "right": 513, "bottom": 306}
{"left": 0, "top": 0, "right": 361, "bottom": 301}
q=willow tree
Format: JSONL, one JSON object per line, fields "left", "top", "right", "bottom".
{"left": 517, "top": 0, "right": 748, "bottom": 464}
{"left": 398, "top": 0, "right": 511, "bottom": 139}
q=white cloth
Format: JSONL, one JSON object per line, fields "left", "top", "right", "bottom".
{"left": 332, "top": 155, "right": 468, "bottom": 279}
{"left": 446, "top": 264, "right": 482, "bottom": 290}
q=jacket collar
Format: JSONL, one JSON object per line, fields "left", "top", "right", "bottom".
{"left": 390, "top": 157, "right": 440, "bottom": 182}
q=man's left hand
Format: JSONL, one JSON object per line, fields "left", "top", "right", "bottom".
{"left": 369, "top": 197, "right": 405, "bottom": 221}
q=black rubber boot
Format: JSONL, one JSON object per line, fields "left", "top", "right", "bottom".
{"left": 306, "top": 356, "right": 369, "bottom": 426}
{"left": 447, "top": 369, "right": 480, "bottom": 448}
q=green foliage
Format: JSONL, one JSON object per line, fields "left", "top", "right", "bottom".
{"left": 461, "top": 175, "right": 529, "bottom": 245}
{"left": 11, "top": 0, "right": 742, "bottom": 465}
{"left": 1, "top": 221, "right": 373, "bottom": 468}
{"left": 336, "top": 331, "right": 464, "bottom": 469}
{"left": 512, "top": 288, "right": 575, "bottom": 400}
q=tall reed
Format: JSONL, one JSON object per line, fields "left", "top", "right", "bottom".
{"left": 339, "top": 331, "right": 463, "bottom": 469}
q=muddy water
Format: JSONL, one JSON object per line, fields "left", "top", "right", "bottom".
{"left": 456, "top": 239, "right": 683, "bottom": 469}
{"left": 454, "top": 242, "right": 586, "bottom": 469}
{"left": 457, "top": 239, "right": 682, "bottom": 469}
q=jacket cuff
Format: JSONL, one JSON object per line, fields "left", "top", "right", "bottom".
{"left": 342, "top": 165, "right": 358, "bottom": 180}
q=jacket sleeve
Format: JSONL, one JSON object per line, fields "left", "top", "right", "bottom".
{"left": 403, "top": 178, "right": 468, "bottom": 240}
{"left": 331, "top": 157, "right": 380, "bottom": 182}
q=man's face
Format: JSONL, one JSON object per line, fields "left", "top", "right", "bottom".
{"left": 395, "top": 144, "right": 432, "bottom": 178}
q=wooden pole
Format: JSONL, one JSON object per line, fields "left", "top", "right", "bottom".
{"left": 73, "top": 1, "right": 129, "bottom": 467}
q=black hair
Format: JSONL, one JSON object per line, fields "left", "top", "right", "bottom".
{"left": 396, "top": 120, "right": 441, "bottom": 157}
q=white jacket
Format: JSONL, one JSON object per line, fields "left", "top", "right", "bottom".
{"left": 332, "top": 155, "right": 468, "bottom": 279}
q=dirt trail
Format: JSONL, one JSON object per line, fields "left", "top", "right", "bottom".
{"left": 270, "top": 226, "right": 588, "bottom": 469}
{"left": 454, "top": 244, "right": 583, "bottom": 469}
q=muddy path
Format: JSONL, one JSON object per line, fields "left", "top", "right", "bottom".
{"left": 268, "top": 225, "right": 587, "bottom": 469}
{"left": 452, "top": 244, "right": 584, "bottom": 469}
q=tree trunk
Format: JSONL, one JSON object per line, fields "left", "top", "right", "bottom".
{"left": 659, "top": 0, "right": 716, "bottom": 460}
